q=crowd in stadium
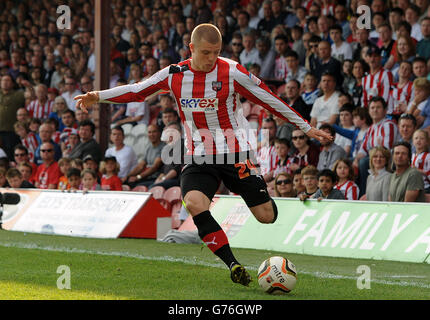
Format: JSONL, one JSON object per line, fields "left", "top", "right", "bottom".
{"left": 0, "top": 0, "right": 430, "bottom": 204}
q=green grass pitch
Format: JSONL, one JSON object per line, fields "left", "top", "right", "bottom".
{"left": 0, "top": 230, "right": 429, "bottom": 300}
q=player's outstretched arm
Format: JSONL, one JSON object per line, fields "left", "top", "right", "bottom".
{"left": 305, "top": 127, "right": 334, "bottom": 143}
{"left": 74, "top": 91, "right": 100, "bottom": 113}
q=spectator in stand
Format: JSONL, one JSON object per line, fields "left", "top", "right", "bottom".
{"left": 378, "top": 24, "right": 395, "bottom": 69}
{"left": 317, "top": 124, "right": 347, "bottom": 171}
{"left": 354, "top": 97, "right": 399, "bottom": 195}
{"left": 66, "top": 168, "right": 81, "bottom": 191}
{"left": 388, "top": 61, "right": 415, "bottom": 117}
{"left": 273, "top": 172, "right": 296, "bottom": 198}
{"left": 257, "top": 117, "right": 278, "bottom": 183}
{"left": 104, "top": 125, "right": 138, "bottom": 182}
{"left": 68, "top": 119, "right": 102, "bottom": 163}
{"left": 398, "top": 113, "right": 418, "bottom": 153}
{"left": 12, "top": 145, "right": 37, "bottom": 181}
{"left": 16, "top": 107, "right": 30, "bottom": 125}
{"left": 79, "top": 75, "right": 94, "bottom": 94}
{"left": 239, "top": 30, "right": 259, "bottom": 70}
{"left": 318, "top": 15, "right": 332, "bottom": 44}
{"left": 287, "top": 128, "right": 320, "bottom": 171}
{"left": 272, "top": 138, "right": 291, "bottom": 179}
{"left": 0, "top": 74, "right": 25, "bottom": 159}
{"left": 305, "top": 34, "right": 321, "bottom": 73}
{"left": 282, "top": 79, "right": 310, "bottom": 122}
{"left": 334, "top": 3, "right": 351, "bottom": 40}
{"left": 80, "top": 168, "right": 101, "bottom": 192}
{"left": 333, "top": 104, "right": 355, "bottom": 156}
{"left": 125, "top": 124, "right": 165, "bottom": 188}
{"left": 333, "top": 158, "right": 359, "bottom": 200}
{"left": 34, "top": 141, "right": 61, "bottom": 189}
{"left": 13, "top": 121, "right": 38, "bottom": 163}
{"left": 284, "top": 51, "right": 307, "bottom": 85}
{"left": 49, "top": 96, "right": 69, "bottom": 132}
{"left": 310, "top": 72, "right": 340, "bottom": 129}
{"left": 57, "top": 157, "right": 72, "bottom": 190}
{"left": 301, "top": 73, "right": 320, "bottom": 107}
{"left": 364, "top": 146, "right": 392, "bottom": 201}
{"left": 298, "top": 165, "right": 319, "bottom": 200}
{"left": 257, "top": 1, "right": 276, "bottom": 35}
{"left": 228, "top": 33, "right": 243, "bottom": 64}
{"left": 330, "top": 24, "right": 353, "bottom": 63}
{"left": 412, "top": 57, "right": 428, "bottom": 79}
{"left": 389, "top": 141, "right": 426, "bottom": 202}
{"left": 361, "top": 46, "right": 393, "bottom": 108}
{"left": 417, "top": 17, "right": 430, "bottom": 59}
{"left": 34, "top": 122, "right": 62, "bottom": 165}
{"left": 61, "top": 76, "right": 82, "bottom": 112}
{"left": 26, "top": 84, "right": 53, "bottom": 120}
{"left": 352, "top": 28, "right": 373, "bottom": 61}
{"left": 406, "top": 4, "right": 423, "bottom": 41}
{"left": 273, "top": 35, "right": 289, "bottom": 81}
{"left": 411, "top": 129, "right": 430, "bottom": 193}
{"left": 100, "top": 156, "right": 123, "bottom": 191}
{"left": 313, "top": 40, "right": 343, "bottom": 88}
{"left": 310, "top": 169, "right": 346, "bottom": 200}
{"left": 390, "top": 35, "right": 417, "bottom": 82}
{"left": 6, "top": 168, "right": 34, "bottom": 188}
{"left": 292, "top": 168, "right": 305, "bottom": 195}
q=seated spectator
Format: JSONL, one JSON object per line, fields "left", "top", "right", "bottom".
{"left": 150, "top": 122, "right": 184, "bottom": 189}
{"left": 26, "top": 83, "right": 54, "bottom": 120}
{"left": 333, "top": 158, "right": 359, "bottom": 200}
{"left": 312, "top": 169, "right": 346, "bottom": 200}
{"left": 57, "top": 157, "right": 72, "bottom": 190}
{"left": 255, "top": 36, "right": 276, "bottom": 80}
{"left": 49, "top": 96, "right": 69, "bottom": 131}
{"left": 312, "top": 40, "right": 343, "bottom": 88}
{"left": 411, "top": 57, "right": 428, "bottom": 79}
{"left": 34, "top": 122, "right": 62, "bottom": 165}
{"left": 287, "top": 128, "right": 320, "bottom": 171}
{"left": 17, "top": 162, "right": 34, "bottom": 185}
{"left": 292, "top": 168, "right": 305, "bottom": 195}
{"left": 34, "top": 142, "right": 62, "bottom": 189}
{"left": 80, "top": 168, "right": 101, "bottom": 191}
{"left": 334, "top": 104, "right": 355, "bottom": 156}
{"left": 317, "top": 124, "right": 347, "bottom": 171}
{"left": 285, "top": 51, "right": 307, "bottom": 84}
{"left": 330, "top": 24, "right": 353, "bottom": 63}
{"left": 125, "top": 124, "right": 165, "bottom": 188}
{"left": 365, "top": 146, "right": 392, "bottom": 202}
{"left": 13, "top": 121, "right": 38, "bottom": 163}
{"left": 397, "top": 113, "right": 418, "bottom": 153}
{"left": 257, "top": 118, "right": 278, "bottom": 182}
{"left": 110, "top": 79, "right": 127, "bottom": 124}
{"left": 239, "top": 30, "right": 259, "bottom": 70}
{"left": 390, "top": 35, "right": 416, "bottom": 82}
{"left": 333, "top": 107, "right": 372, "bottom": 160}
{"left": 282, "top": 79, "right": 310, "bottom": 122}
{"left": 310, "top": 72, "right": 340, "bottom": 129}
{"left": 350, "top": 59, "right": 369, "bottom": 107}
{"left": 301, "top": 73, "right": 320, "bottom": 107}
{"left": 159, "top": 106, "right": 180, "bottom": 131}
{"left": 61, "top": 76, "right": 82, "bottom": 112}
{"left": 272, "top": 138, "right": 290, "bottom": 178}
{"left": 298, "top": 165, "right": 319, "bottom": 200}
{"left": 100, "top": 156, "right": 122, "bottom": 191}
{"left": 5, "top": 168, "right": 34, "bottom": 188}
{"left": 341, "top": 59, "right": 355, "bottom": 95}
{"left": 104, "top": 126, "right": 138, "bottom": 181}
{"left": 416, "top": 17, "right": 430, "bottom": 60}
{"left": 68, "top": 120, "right": 102, "bottom": 163}
{"left": 274, "top": 172, "right": 296, "bottom": 198}
{"left": 66, "top": 168, "right": 81, "bottom": 191}
{"left": 389, "top": 141, "right": 426, "bottom": 202}
{"left": 411, "top": 129, "right": 430, "bottom": 193}
{"left": 407, "top": 78, "right": 430, "bottom": 120}
{"left": 115, "top": 99, "right": 150, "bottom": 127}
{"left": 387, "top": 61, "right": 414, "bottom": 117}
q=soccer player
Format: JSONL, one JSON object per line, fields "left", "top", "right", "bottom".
{"left": 74, "top": 24, "right": 332, "bottom": 286}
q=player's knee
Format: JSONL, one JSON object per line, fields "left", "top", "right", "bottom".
{"left": 183, "top": 197, "right": 207, "bottom": 216}
{"left": 255, "top": 200, "right": 277, "bottom": 224}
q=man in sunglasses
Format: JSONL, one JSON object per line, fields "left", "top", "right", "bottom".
{"left": 34, "top": 142, "right": 61, "bottom": 189}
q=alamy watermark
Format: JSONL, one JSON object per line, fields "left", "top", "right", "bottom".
{"left": 57, "top": 265, "right": 71, "bottom": 290}
{"left": 356, "top": 265, "right": 371, "bottom": 290}
{"left": 357, "top": 5, "right": 372, "bottom": 30}
{"left": 56, "top": 5, "right": 71, "bottom": 30}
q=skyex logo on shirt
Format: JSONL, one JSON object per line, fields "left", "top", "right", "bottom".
{"left": 180, "top": 98, "right": 219, "bottom": 111}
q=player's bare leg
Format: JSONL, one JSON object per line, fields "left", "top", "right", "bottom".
{"left": 183, "top": 190, "right": 251, "bottom": 286}
{"left": 248, "top": 199, "right": 278, "bottom": 224}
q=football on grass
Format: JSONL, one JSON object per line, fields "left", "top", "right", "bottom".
{"left": 257, "top": 256, "right": 297, "bottom": 294}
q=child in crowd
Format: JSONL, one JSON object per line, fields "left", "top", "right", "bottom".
{"left": 272, "top": 138, "right": 291, "bottom": 178}
{"left": 333, "top": 158, "right": 360, "bottom": 200}
{"left": 6, "top": 168, "right": 34, "bottom": 188}
{"left": 301, "top": 73, "right": 320, "bottom": 106}
{"left": 17, "top": 162, "right": 34, "bottom": 184}
{"left": 66, "top": 168, "right": 82, "bottom": 191}
{"left": 334, "top": 104, "right": 355, "bottom": 156}
{"left": 292, "top": 168, "right": 306, "bottom": 195}
{"left": 411, "top": 129, "right": 430, "bottom": 193}
{"left": 57, "top": 158, "right": 72, "bottom": 190}
{"left": 70, "top": 158, "right": 84, "bottom": 171}
{"left": 312, "top": 169, "right": 346, "bottom": 200}
{"left": 14, "top": 121, "right": 38, "bottom": 162}
{"left": 80, "top": 169, "right": 101, "bottom": 192}
{"left": 28, "top": 118, "right": 41, "bottom": 135}
{"left": 298, "top": 165, "right": 319, "bottom": 200}
{"left": 100, "top": 156, "right": 122, "bottom": 191}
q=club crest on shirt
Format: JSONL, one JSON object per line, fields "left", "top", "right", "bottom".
{"left": 212, "top": 81, "right": 222, "bottom": 91}
{"left": 249, "top": 73, "right": 261, "bottom": 86}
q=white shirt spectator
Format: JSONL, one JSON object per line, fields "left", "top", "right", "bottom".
{"left": 61, "top": 89, "right": 82, "bottom": 112}
{"left": 125, "top": 101, "right": 150, "bottom": 125}
{"left": 310, "top": 91, "right": 340, "bottom": 128}
{"left": 105, "top": 145, "right": 138, "bottom": 179}
{"left": 331, "top": 41, "right": 353, "bottom": 62}
{"left": 239, "top": 48, "right": 260, "bottom": 69}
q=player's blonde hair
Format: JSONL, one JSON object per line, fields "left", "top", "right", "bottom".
{"left": 191, "top": 23, "right": 222, "bottom": 45}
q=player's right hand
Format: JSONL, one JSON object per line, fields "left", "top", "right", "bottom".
{"left": 74, "top": 91, "right": 99, "bottom": 113}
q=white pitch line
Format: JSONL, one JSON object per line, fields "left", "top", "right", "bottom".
{"left": 1, "top": 241, "right": 430, "bottom": 290}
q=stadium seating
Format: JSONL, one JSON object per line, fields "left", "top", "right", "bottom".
{"left": 132, "top": 185, "right": 148, "bottom": 192}
{"left": 130, "top": 123, "right": 147, "bottom": 138}
{"left": 121, "top": 123, "right": 133, "bottom": 136}
{"left": 163, "top": 186, "right": 182, "bottom": 206}
{"left": 170, "top": 202, "right": 183, "bottom": 229}
{"left": 149, "top": 186, "right": 169, "bottom": 210}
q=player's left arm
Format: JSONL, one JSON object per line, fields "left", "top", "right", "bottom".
{"left": 233, "top": 64, "right": 332, "bottom": 143}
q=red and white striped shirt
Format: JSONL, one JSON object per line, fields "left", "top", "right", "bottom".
{"left": 21, "top": 132, "right": 39, "bottom": 162}
{"left": 358, "top": 118, "right": 399, "bottom": 156}
{"left": 411, "top": 151, "right": 430, "bottom": 189}
{"left": 26, "top": 99, "right": 54, "bottom": 120}
{"left": 98, "top": 57, "right": 311, "bottom": 156}
{"left": 258, "top": 144, "right": 278, "bottom": 176}
{"left": 361, "top": 68, "right": 393, "bottom": 108}
{"left": 335, "top": 180, "right": 359, "bottom": 200}
{"left": 387, "top": 81, "right": 414, "bottom": 115}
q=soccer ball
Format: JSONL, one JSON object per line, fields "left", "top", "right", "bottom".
{"left": 257, "top": 256, "right": 297, "bottom": 294}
